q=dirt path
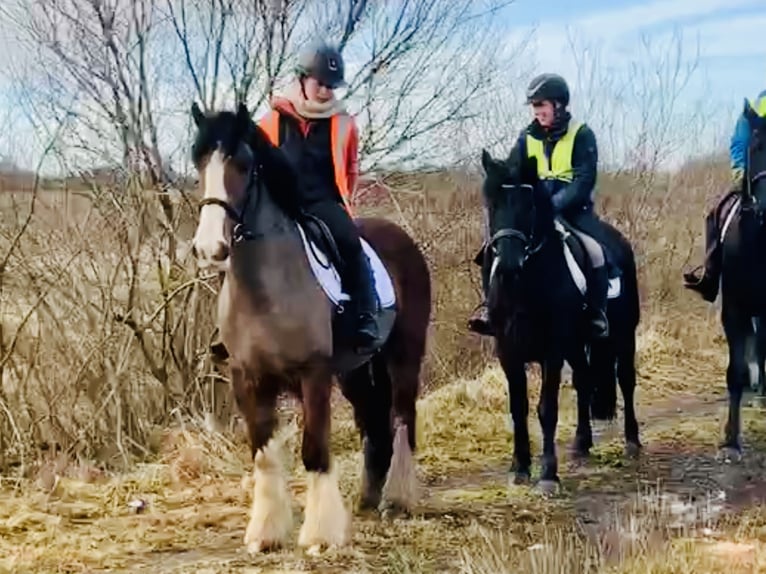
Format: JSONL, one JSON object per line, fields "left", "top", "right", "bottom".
{"left": 4, "top": 379, "right": 766, "bottom": 574}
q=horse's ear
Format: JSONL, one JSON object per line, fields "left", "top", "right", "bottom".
{"left": 236, "top": 101, "right": 250, "bottom": 122}
{"left": 191, "top": 102, "right": 204, "bottom": 127}
{"left": 481, "top": 148, "right": 494, "bottom": 174}
{"left": 523, "top": 154, "right": 538, "bottom": 181}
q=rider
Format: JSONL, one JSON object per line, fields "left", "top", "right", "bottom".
{"left": 257, "top": 40, "right": 379, "bottom": 348}
{"left": 467, "top": 72, "right": 610, "bottom": 339}
{"left": 208, "top": 41, "right": 378, "bottom": 362}
{"left": 683, "top": 89, "right": 766, "bottom": 302}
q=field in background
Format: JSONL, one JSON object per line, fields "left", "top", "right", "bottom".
{"left": 3, "top": 156, "right": 766, "bottom": 573}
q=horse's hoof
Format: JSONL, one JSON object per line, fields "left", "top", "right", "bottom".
{"left": 245, "top": 539, "right": 282, "bottom": 555}
{"left": 750, "top": 395, "right": 766, "bottom": 409}
{"left": 625, "top": 441, "right": 642, "bottom": 459}
{"left": 535, "top": 479, "right": 560, "bottom": 497}
{"left": 716, "top": 446, "right": 742, "bottom": 464}
{"left": 568, "top": 445, "right": 591, "bottom": 462}
{"left": 510, "top": 471, "right": 531, "bottom": 486}
{"left": 358, "top": 493, "right": 382, "bottom": 513}
{"left": 379, "top": 500, "right": 410, "bottom": 521}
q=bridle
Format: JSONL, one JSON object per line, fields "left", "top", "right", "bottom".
{"left": 487, "top": 183, "right": 547, "bottom": 265}
{"left": 197, "top": 141, "right": 261, "bottom": 243}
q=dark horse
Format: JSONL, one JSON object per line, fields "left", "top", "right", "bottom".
{"left": 718, "top": 104, "right": 766, "bottom": 461}
{"left": 479, "top": 148, "right": 641, "bottom": 492}
{"left": 189, "top": 102, "right": 431, "bottom": 552}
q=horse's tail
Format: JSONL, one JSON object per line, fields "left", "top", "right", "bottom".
{"left": 589, "top": 339, "right": 618, "bottom": 421}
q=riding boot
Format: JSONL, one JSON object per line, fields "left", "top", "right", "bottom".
{"left": 348, "top": 252, "right": 380, "bottom": 349}
{"left": 683, "top": 207, "right": 721, "bottom": 302}
{"left": 587, "top": 264, "right": 610, "bottom": 339}
{"left": 467, "top": 243, "right": 494, "bottom": 336}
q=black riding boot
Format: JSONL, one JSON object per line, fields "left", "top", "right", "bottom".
{"left": 587, "top": 264, "right": 610, "bottom": 339}
{"left": 347, "top": 252, "right": 380, "bottom": 349}
{"left": 467, "top": 243, "right": 493, "bottom": 336}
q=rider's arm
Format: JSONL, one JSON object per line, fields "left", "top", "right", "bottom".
{"left": 730, "top": 111, "right": 750, "bottom": 175}
{"left": 550, "top": 124, "right": 597, "bottom": 214}
{"left": 346, "top": 118, "right": 360, "bottom": 204}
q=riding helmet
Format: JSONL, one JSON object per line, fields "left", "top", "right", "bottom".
{"left": 295, "top": 41, "right": 346, "bottom": 89}
{"left": 525, "top": 73, "right": 570, "bottom": 106}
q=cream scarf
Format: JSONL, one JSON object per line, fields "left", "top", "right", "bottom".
{"left": 279, "top": 79, "right": 346, "bottom": 119}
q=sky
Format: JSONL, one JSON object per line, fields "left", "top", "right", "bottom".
{"left": 491, "top": 0, "right": 766, "bottom": 167}
{"left": 0, "top": 0, "right": 764, "bottom": 174}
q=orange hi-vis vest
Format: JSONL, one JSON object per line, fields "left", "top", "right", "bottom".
{"left": 258, "top": 109, "right": 357, "bottom": 215}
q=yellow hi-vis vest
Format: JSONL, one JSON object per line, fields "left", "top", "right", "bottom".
{"left": 525, "top": 121, "right": 583, "bottom": 183}
{"left": 748, "top": 95, "right": 766, "bottom": 117}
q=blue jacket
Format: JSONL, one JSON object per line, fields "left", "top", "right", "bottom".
{"left": 730, "top": 89, "right": 766, "bottom": 172}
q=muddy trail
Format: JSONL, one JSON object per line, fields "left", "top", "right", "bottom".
{"left": 3, "top": 372, "right": 766, "bottom": 574}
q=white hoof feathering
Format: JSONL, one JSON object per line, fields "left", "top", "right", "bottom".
{"left": 298, "top": 469, "right": 351, "bottom": 550}
{"left": 244, "top": 442, "right": 293, "bottom": 553}
{"left": 381, "top": 423, "right": 418, "bottom": 511}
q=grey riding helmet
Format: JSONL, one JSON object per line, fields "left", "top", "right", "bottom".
{"left": 525, "top": 73, "right": 570, "bottom": 106}
{"left": 295, "top": 41, "right": 346, "bottom": 89}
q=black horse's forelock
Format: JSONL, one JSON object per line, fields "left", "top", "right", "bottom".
{"left": 191, "top": 110, "right": 250, "bottom": 167}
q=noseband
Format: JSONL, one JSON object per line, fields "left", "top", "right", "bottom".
{"left": 197, "top": 144, "right": 260, "bottom": 242}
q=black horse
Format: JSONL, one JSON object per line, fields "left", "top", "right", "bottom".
{"left": 479, "top": 148, "right": 641, "bottom": 492}
{"left": 718, "top": 104, "right": 766, "bottom": 462}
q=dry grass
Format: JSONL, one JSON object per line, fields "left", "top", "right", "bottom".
{"left": 3, "top": 156, "right": 765, "bottom": 572}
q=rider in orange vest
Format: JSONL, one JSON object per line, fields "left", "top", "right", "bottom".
{"left": 258, "top": 40, "right": 378, "bottom": 348}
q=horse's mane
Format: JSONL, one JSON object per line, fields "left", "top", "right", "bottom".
{"left": 504, "top": 145, "right": 555, "bottom": 237}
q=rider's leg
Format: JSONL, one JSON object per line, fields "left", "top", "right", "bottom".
{"left": 303, "top": 199, "right": 379, "bottom": 347}
{"left": 565, "top": 213, "right": 609, "bottom": 339}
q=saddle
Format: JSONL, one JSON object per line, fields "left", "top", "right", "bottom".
{"left": 555, "top": 218, "right": 621, "bottom": 281}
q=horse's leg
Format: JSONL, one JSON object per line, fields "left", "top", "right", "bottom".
{"left": 498, "top": 341, "right": 531, "bottom": 484}
{"left": 380, "top": 341, "right": 422, "bottom": 517}
{"left": 720, "top": 308, "right": 750, "bottom": 461}
{"left": 231, "top": 366, "right": 292, "bottom": 554}
{"left": 568, "top": 350, "right": 593, "bottom": 459}
{"left": 755, "top": 317, "right": 766, "bottom": 400}
{"left": 616, "top": 332, "right": 642, "bottom": 457}
{"left": 338, "top": 360, "right": 393, "bottom": 513}
{"left": 298, "top": 365, "right": 351, "bottom": 550}
{"left": 537, "top": 356, "right": 563, "bottom": 495}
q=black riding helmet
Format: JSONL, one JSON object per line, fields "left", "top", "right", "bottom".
{"left": 295, "top": 41, "right": 346, "bottom": 89}
{"left": 525, "top": 73, "right": 570, "bottom": 106}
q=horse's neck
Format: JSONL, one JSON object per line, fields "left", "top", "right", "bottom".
{"left": 229, "top": 187, "right": 316, "bottom": 310}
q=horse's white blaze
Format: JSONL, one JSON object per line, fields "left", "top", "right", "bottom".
{"left": 192, "top": 149, "right": 229, "bottom": 269}
{"left": 298, "top": 468, "right": 350, "bottom": 550}
{"left": 244, "top": 441, "right": 293, "bottom": 554}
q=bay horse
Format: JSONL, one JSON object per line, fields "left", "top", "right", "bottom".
{"left": 189, "top": 102, "right": 431, "bottom": 553}
{"left": 718, "top": 103, "right": 766, "bottom": 461}
{"left": 479, "top": 147, "right": 641, "bottom": 493}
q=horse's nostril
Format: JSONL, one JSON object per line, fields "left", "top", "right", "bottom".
{"left": 191, "top": 243, "right": 198, "bottom": 259}
{"left": 211, "top": 242, "right": 230, "bottom": 262}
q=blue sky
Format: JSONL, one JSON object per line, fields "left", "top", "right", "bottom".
{"left": 0, "top": 0, "right": 764, "bottom": 172}
{"left": 482, "top": 0, "right": 766, "bottom": 167}
{"left": 500, "top": 0, "right": 765, "bottom": 105}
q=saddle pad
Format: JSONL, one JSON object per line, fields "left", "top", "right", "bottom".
{"left": 295, "top": 223, "right": 396, "bottom": 308}
{"left": 720, "top": 196, "right": 741, "bottom": 242}
{"left": 555, "top": 220, "right": 621, "bottom": 300}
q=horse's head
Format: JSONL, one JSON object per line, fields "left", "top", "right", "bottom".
{"left": 744, "top": 99, "right": 766, "bottom": 218}
{"left": 480, "top": 147, "right": 546, "bottom": 278}
{"left": 190, "top": 101, "right": 258, "bottom": 270}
